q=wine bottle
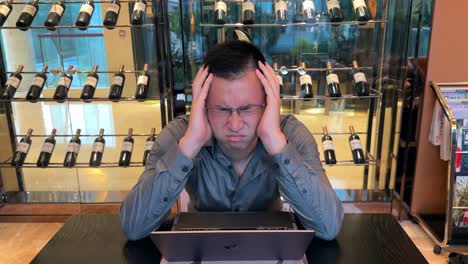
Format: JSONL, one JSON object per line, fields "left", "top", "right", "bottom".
{"left": 130, "top": 0, "right": 146, "bottom": 25}
{"left": 213, "top": 0, "right": 226, "bottom": 24}
{"left": 16, "top": 0, "right": 39, "bottom": 30}
{"left": 44, "top": 0, "right": 66, "bottom": 30}
{"left": 275, "top": 0, "right": 288, "bottom": 24}
{"left": 26, "top": 65, "right": 48, "bottom": 102}
{"left": 327, "top": 0, "right": 343, "bottom": 22}
{"left": 119, "top": 128, "right": 134, "bottom": 167}
{"left": 53, "top": 65, "right": 74, "bottom": 102}
{"left": 298, "top": 62, "right": 313, "bottom": 98}
{"left": 89, "top": 128, "right": 105, "bottom": 167}
{"left": 0, "top": 0, "right": 13, "bottom": 27}
{"left": 302, "top": 0, "right": 316, "bottom": 23}
{"left": 242, "top": 0, "right": 254, "bottom": 24}
{"left": 63, "top": 129, "right": 81, "bottom": 167}
{"left": 352, "top": 60, "right": 369, "bottom": 96}
{"left": 37, "top": 128, "right": 57, "bottom": 168}
{"left": 273, "top": 63, "right": 284, "bottom": 97}
{"left": 322, "top": 126, "right": 336, "bottom": 165}
{"left": 349, "top": 126, "right": 365, "bottom": 164}
{"left": 0, "top": 65, "right": 24, "bottom": 100}
{"left": 80, "top": 65, "right": 99, "bottom": 101}
{"left": 108, "top": 64, "right": 126, "bottom": 101}
{"left": 142, "top": 128, "right": 156, "bottom": 165}
{"left": 326, "top": 61, "right": 341, "bottom": 98}
{"left": 103, "top": 0, "right": 120, "bottom": 29}
{"left": 11, "top": 128, "right": 33, "bottom": 167}
{"left": 75, "top": 0, "right": 95, "bottom": 30}
{"left": 135, "top": 63, "right": 150, "bottom": 100}
{"left": 352, "top": 0, "right": 370, "bottom": 22}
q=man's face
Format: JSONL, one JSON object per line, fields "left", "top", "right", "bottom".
{"left": 206, "top": 69, "right": 265, "bottom": 153}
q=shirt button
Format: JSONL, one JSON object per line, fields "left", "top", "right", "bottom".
{"left": 163, "top": 197, "right": 169, "bottom": 202}
{"left": 284, "top": 159, "right": 290, "bottom": 165}
{"left": 274, "top": 163, "right": 280, "bottom": 169}
{"left": 182, "top": 166, "right": 189, "bottom": 172}
{"left": 302, "top": 189, "right": 307, "bottom": 194}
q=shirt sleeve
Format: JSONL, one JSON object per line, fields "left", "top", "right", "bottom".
{"left": 120, "top": 116, "right": 194, "bottom": 240}
{"left": 271, "top": 115, "right": 344, "bottom": 240}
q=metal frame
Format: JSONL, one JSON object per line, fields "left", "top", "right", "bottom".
{"left": 413, "top": 81, "right": 468, "bottom": 250}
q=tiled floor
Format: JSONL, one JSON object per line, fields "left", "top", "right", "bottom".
{"left": 0, "top": 219, "right": 465, "bottom": 264}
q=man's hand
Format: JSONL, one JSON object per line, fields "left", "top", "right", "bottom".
{"left": 179, "top": 66, "right": 214, "bottom": 159}
{"left": 255, "top": 61, "right": 287, "bottom": 155}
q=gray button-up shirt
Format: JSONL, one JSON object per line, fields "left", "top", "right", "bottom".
{"left": 120, "top": 114, "right": 344, "bottom": 240}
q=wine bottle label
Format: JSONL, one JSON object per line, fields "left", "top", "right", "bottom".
{"left": 302, "top": 0, "right": 315, "bottom": 11}
{"left": 58, "top": 76, "right": 71, "bottom": 88}
{"left": 23, "top": 5, "right": 38, "bottom": 16}
{"left": 276, "top": 75, "right": 283, "bottom": 86}
{"left": 242, "top": 2, "right": 255, "bottom": 12}
{"left": 85, "top": 76, "right": 98, "bottom": 87}
{"left": 327, "top": 0, "right": 340, "bottom": 9}
{"left": 137, "top": 75, "right": 148, "bottom": 85}
{"left": 234, "top": 30, "right": 250, "bottom": 43}
{"left": 50, "top": 4, "right": 64, "bottom": 16}
{"left": 352, "top": 0, "right": 366, "bottom": 9}
{"left": 80, "top": 4, "right": 94, "bottom": 15}
{"left": 215, "top": 1, "right": 227, "bottom": 12}
{"left": 67, "top": 142, "right": 81, "bottom": 153}
{"left": 0, "top": 5, "right": 11, "bottom": 16}
{"left": 112, "top": 76, "right": 124, "bottom": 86}
{"left": 300, "top": 75, "right": 312, "bottom": 86}
{"left": 5, "top": 77, "right": 20, "bottom": 88}
{"left": 17, "top": 142, "right": 30, "bottom": 154}
{"left": 326, "top": 73, "right": 339, "bottom": 85}
{"left": 41, "top": 142, "right": 55, "bottom": 153}
{"left": 275, "top": 1, "right": 287, "bottom": 12}
{"left": 144, "top": 141, "right": 154, "bottom": 151}
{"left": 32, "top": 76, "right": 45, "bottom": 87}
{"left": 322, "top": 140, "right": 334, "bottom": 151}
{"left": 134, "top": 2, "right": 146, "bottom": 12}
{"left": 92, "top": 142, "right": 104, "bottom": 152}
{"left": 354, "top": 72, "right": 367, "bottom": 83}
{"left": 107, "top": 3, "right": 120, "bottom": 14}
{"left": 349, "top": 139, "right": 362, "bottom": 150}
{"left": 121, "top": 141, "right": 133, "bottom": 152}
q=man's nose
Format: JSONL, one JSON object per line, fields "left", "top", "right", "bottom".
{"left": 226, "top": 111, "right": 244, "bottom": 132}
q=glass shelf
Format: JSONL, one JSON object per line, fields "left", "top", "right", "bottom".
{"left": 0, "top": 97, "right": 161, "bottom": 102}
{"left": 15, "top": 133, "right": 158, "bottom": 137}
{"left": 200, "top": 20, "right": 388, "bottom": 28}
{"left": 0, "top": 162, "right": 146, "bottom": 168}
{"left": 0, "top": 159, "right": 376, "bottom": 168}
{"left": 10, "top": 0, "right": 153, "bottom": 4}
{"left": 281, "top": 92, "right": 381, "bottom": 101}
{"left": 4, "top": 69, "right": 158, "bottom": 74}
{"left": 0, "top": 24, "right": 158, "bottom": 30}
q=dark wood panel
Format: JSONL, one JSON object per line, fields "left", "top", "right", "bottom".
{"left": 30, "top": 214, "right": 428, "bottom": 264}
{"left": 0, "top": 204, "right": 80, "bottom": 215}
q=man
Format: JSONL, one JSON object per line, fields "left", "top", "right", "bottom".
{"left": 120, "top": 41, "right": 343, "bottom": 241}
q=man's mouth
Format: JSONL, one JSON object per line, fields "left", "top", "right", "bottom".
{"left": 226, "top": 135, "right": 246, "bottom": 142}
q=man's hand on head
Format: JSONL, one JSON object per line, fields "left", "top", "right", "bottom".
{"left": 255, "top": 61, "right": 287, "bottom": 155}
{"left": 179, "top": 65, "right": 214, "bottom": 159}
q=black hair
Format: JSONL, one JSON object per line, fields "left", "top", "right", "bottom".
{"left": 203, "top": 40, "right": 266, "bottom": 80}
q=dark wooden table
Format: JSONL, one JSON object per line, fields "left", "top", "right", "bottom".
{"left": 30, "top": 214, "right": 428, "bottom": 264}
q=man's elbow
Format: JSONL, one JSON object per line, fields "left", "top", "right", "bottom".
{"left": 319, "top": 206, "right": 344, "bottom": 241}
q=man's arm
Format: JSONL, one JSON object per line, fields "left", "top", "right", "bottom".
{"left": 120, "top": 117, "right": 194, "bottom": 240}
{"left": 272, "top": 115, "right": 344, "bottom": 240}
{"left": 120, "top": 66, "right": 214, "bottom": 240}
{"left": 255, "top": 61, "right": 343, "bottom": 240}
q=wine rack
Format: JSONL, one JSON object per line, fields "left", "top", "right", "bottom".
{"left": 176, "top": 0, "right": 411, "bottom": 198}
{"left": 0, "top": 0, "right": 175, "bottom": 204}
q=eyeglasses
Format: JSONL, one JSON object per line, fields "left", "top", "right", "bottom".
{"left": 206, "top": 104, "right": 265, "bottom": 120}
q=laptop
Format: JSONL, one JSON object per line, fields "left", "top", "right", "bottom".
{"left": 150, "top": 212, "right": 315, "bottom": 262}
